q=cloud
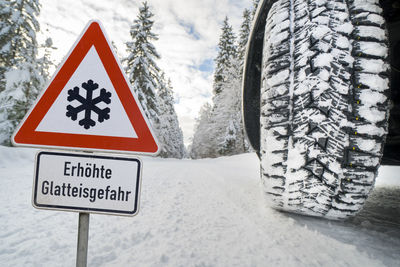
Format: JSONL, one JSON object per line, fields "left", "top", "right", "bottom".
{"left": 38, "top": 0, "right": 252, "bottom": 146}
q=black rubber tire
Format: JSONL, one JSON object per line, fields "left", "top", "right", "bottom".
{"left": 260, "top": 0, "right": 390, "bottom": 219}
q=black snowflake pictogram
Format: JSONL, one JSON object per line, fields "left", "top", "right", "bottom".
{"left": 66, "top": 79, "right": 112, "bottom": 129}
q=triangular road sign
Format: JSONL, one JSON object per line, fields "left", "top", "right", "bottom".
{"left": 12, "top": 20, "right": 159, "bottom": 155}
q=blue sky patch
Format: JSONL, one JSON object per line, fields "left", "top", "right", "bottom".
{"left": 177, "top": 19, "right": 201, "bottom": 40}
{"left": 198, "top": 58, "right": 214, "bottom": 73}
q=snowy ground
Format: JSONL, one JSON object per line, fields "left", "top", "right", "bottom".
{"left": 0, "top": 146, "right": 399, "bottom": 266}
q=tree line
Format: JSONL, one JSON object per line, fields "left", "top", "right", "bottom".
{"left": 189, "top": 0, "right": 260, "bottom": 158}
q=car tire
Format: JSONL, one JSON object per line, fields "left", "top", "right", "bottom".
{"left": 260, "top": 0, "right": 390, "bottom": 219}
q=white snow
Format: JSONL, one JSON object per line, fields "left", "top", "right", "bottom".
{"left": 356, "top": 124, "right": 386, "bottom": 136}
{"left": 266, "top": 69, "right": 289, "bottom": 88}
{"left": 359, "top": 89, "right": 387, "bottom": 105}
{"left": 358, "top": 41, "right": 388, "bottom": 57}
{"left": 358, "top": 73, "right": 389, "bottom": 92}
{"left": 311, "top": 25, "right": 330, "bottom": 40}
{"left": 356, "top": 58, "right": 389, "bottom": 73}
{"left": 335, "top": 22, "right": 353, "bottom": 35}
{"left": 355, "top": 139, "right": 381, "bottom": 154}
{"left": 352, "top": 0, "right": 383, "bottom": 13}
{"left": 356, "top": 26, "right": 386, "bottom": 41}
{"left": 358, "top": 106, "right": 386, "bottom": 123}
{"left": 335, "top": 35, "right": 351, "bottom": 49}
{"left": 313, "top": 53, "right": 333, "bottom": 68}
{"left": 0, "top": 146, "right": 399, "bottom": 266}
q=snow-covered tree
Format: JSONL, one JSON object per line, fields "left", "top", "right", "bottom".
{"left": 212, "top": 55, "right": 246, "bottom": 156}
{"left": 209, "top": 17, "right": 249, "bottom": 156}
{"left": 125, "top": 1, "right": 160, "bottom": 126}
{"left": 213, "top": 17, "right": 237, "bottom": 95}
{"left": 125, "top": 2, "right": 185, "bottom": 158}
{"left": 37, "top": 37, "right": 55, "bottom": 81}
{"left": 0, "top": 0, "right": 44, "bottom": 145}
{"left": 190, "top": 102, "right": 215, "bottom": 159}
{"left": 238, "top": 8, "right": 252, "bottom": 68}
{"left": 111, "top": 40, "right": 121, "bottom": 60}
{"left": 191, "top": 15, "right": 251, "bottom": 158}
{"left": 0, "top": 0, "right": 40, "bottom": 92}
{"left": 0, "top": 0, "right": 13, "bottom": 92}
{"left": 157, "top": 73, "right": 185, "bottom": 158}
{"left": 237, "top": 8, "right": 253, "bottom": 153}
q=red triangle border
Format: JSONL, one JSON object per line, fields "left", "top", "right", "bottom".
{"left": 12, "top": 21, "right": 159, "bottom": 155}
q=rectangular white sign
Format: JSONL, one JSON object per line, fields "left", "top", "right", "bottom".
{"left": 33, "top": 151, "right": 142, "bottom": 216}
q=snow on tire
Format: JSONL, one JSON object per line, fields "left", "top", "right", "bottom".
{"left": 260, "top": 0, "right": 390, "bottom": 219}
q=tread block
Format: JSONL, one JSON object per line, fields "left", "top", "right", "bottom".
{"left": 353, "top": 72, "right": 389, "bottom": 92}
{"left": 347, "top": 149, "right": 380, "bottom": 168}
{"left": 352, "top": 41, "right": 388, "bottom": 59}
{"left": 353, "top": 25, "right": 387, "bottom": 42}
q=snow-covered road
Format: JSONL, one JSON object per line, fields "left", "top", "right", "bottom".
{"left": 0, "top": 146, "right": 399, "bottom": 266}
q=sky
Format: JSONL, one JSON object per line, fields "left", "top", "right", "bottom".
{"left": 38, "top": 0, "right": 254, "bottom": 146}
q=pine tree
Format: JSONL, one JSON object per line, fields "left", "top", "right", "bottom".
{"left": 125, "top": 2, "right": 185, "bottom": 158}
{"left": 210, "top": 18, "right": 244, "bottom": 156}
{"left": 190, "top": 102, "right": 215, "bottom": 159}
{"left": 157, "top": 73, "right": 185, "bottom": 158}
{"left": 0, "top": 0, "right": 13, "bottom": 93}
{"left": 0, "top": 0, "right": 40, "bottom": 92}
{"left": 125, "top": 1, "right": 160, "bottom": 127}
{"left": 191, "top": 14, "right": 254, "bottom": 158}
{"left": 213, "top": 17, "right": 237, "bottom": 95}
{"left": 191, "top": 17, "right": 247, "bottom": 158}
{"left": 238, "top": 8, "right": 252, "bottom": 68}
{"left": 0, "top": 0, "right": 43, "bottom": 145}
{"left": 37, "top": 37, "right": 55, "bottom": 81}
{"left": 111, "top": 41, "right": 120, "bottom": 60}
{"left": 237, "top": 8, "right": 253, "bottom": 153}
{"left": 212, "top": 55, "right": 245, "bottom": 156}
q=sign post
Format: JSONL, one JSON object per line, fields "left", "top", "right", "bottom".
{"left": 77, "top": 213, "right": 89, "bottom": 267}
{"left": 11, "top": 20, "right": 159, "bottom": 267}
{"left": 33, "top": 150, "right": 143, "bottom": 267}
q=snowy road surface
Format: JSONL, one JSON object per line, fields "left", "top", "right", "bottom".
{"left": 0, "top": 146, "right": 399, "bottom": 266}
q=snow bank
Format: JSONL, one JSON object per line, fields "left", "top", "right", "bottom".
{"left": 0, "top": 146, "right": 399, "bottom": 266}
{"left": 376, "top": 166, "right": 400, "bottom": 187}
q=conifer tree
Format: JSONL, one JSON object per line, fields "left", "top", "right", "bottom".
{"left": 191, "top": 17, "right": 239, "bottom": 157}
{"left": 209, "top": 17, "right": 245, "bottom": 156}
{"left": 125, "top": 1, "right": 160, "bottom": 126}
{"left": 191, "top": 14, "right": 253, "bottom": 158}
{"left": 213, "top": 55, "right": 245, "bottom": 156}
{"left": 0, "top": 1, "right": 13, "bottom": 93}
{"left": 37, "top": 37, "right": 55, "bottom": 81}
{"left": 111, "top": 41, "right": 120, "bottom": 60}
{"left": 213, "top": 17, "right": 237, "bottom": 95}
{"left": 238, "top": 8, "right": 252, "bottom": 67}
{"left": 0, "top": 0, "right": 43, "bottom": 145}
{"left": 237, "top": 8, "right": 253, "bottom": 152}
{"left": 190, "top": 102, "right": 214, "bottom": 159}
{"left": 157, "top": 73, "right": 185, "bottom": 158}
{"left": 125, "top": 2, "right": 185, "bottom": 158}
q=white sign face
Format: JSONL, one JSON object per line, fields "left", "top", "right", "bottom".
{"left": 33, "top": 151, "right": 142, "bottom": 216}
{"left": 36, "top": 46, "right": 138, "bottom": 138}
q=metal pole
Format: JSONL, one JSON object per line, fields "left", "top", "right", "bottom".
{"left": 76, "top": 213, "right": 90, "bottom": 267}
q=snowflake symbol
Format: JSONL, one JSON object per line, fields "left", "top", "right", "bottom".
{"left": 66, "top": 79, "right": 112, "bottom": 129}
